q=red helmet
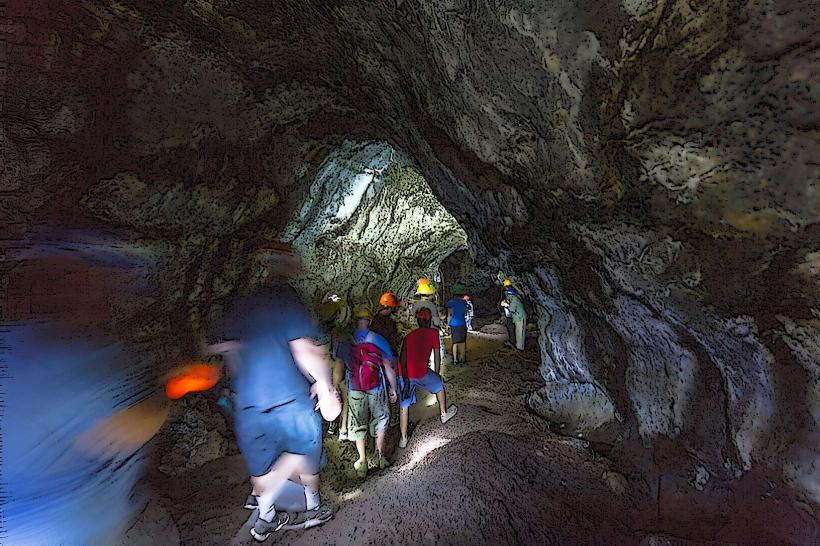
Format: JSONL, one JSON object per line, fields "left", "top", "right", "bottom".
{"left": 379, "top": 291, "right": 399, "bottom": 308}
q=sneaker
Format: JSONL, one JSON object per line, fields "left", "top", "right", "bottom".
{"left": 375, "top": 450, "right": 390, "bottom": 469}
{"left": 250, "top": 511, "right": 289, "bottom": 542}
{"left": 327, "top": 420, "right": 339, "bottom": 436}
{"left": 281, "top": 503, "right": 333, "bottom": 530}
{"left": 440, "top": 405, "right": 458, "bottom": 424}
{"left": 398, "top": 436, "right": 409, "bottom": 449}
{"left": 244, "top": 494, "right": 258, "bottom": 510}
{"left": 354, "top": 458, "right": 367, "bottom": 478}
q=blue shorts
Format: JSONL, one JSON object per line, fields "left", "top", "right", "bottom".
{"left": 399, "top": 371, "right": 444, "bottom": 409}
{"left": 234, "top": 395, "right": 323, "bottom": 477}
{"left": 451, "top": 326, "right": 468, "bottom": 343}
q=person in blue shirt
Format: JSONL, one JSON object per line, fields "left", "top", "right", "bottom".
{"left": 446, "top": 282, "right": 469, "bottom": 365}
{"left": 205, "top": 244, "right": 341, "bottom": 542}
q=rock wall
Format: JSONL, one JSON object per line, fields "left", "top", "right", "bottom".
{"left": 2, "top": 0, "right": 818, "bottom": 511}
{"left": 283, "top": 140, "right": 468, "bottom": 315}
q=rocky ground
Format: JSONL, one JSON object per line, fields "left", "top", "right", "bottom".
{"left": 125, "top": 326, "right": 816, "bottom": 545}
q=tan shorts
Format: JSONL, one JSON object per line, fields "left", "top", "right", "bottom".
{"left": 347, "top": 388, "right": 390, "bottom": 440}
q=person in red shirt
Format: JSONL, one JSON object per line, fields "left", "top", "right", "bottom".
{"left": 397, "top": 307, "right": 458, "bottom": 449}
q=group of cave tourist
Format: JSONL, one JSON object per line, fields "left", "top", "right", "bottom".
{"left": 205, "top": 243, "right": 528, "bottom": 541}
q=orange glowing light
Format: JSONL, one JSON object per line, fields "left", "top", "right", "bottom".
{"left": 165, "top": 362, "right": 221, "bottom": 400}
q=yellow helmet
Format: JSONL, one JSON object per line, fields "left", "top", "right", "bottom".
{"left": 503, "top": 279, "right": 512, "bottom": 287}
{"left": 352, "top": 304, "right": 372, "bottom": 321}
{"left": 416, "top": 282, "right": 436, "bottom": 296}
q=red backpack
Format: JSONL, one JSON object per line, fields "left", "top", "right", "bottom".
{"left": 348, "top": 342, "right": 384, "bottom": 392}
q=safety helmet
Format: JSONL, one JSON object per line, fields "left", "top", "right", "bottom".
{"left": 416, "top": 283, "right": 436, "bottom": 296}
{"left": 379, "top": 291, "right": 399, "bottom": 308}
{"left": 352, "top": 304, "right": 373, "bottom": 321}
{"left": 452, "top": 282, "right": 465, "bottom": 295}
{"left": 503, "top": 279, "right": 512, "bottom": 287}
{"left": 415, "top": 307, "right": 432, "bottom": 321}
{"left": 416, "top": 278, "right": 436, "bottom": 295}
{"left": 504, "top": 287, "right": 518, "bottom": 297}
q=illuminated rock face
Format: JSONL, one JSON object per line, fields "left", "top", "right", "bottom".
{"left": 2, "top": 0, "right": 818, "bottom": 511}
{"left": 283, "top": 140, "right": 468, "bottom": 315}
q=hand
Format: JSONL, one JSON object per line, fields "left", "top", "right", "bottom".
{"left": 388, "top": 390, "right": 398, "bottom": 404}
{"left": 312, "top": 382, "right": 342, "bottom": 421}
{"left": 75, "top": 394, "right": 170, "bottom": 460}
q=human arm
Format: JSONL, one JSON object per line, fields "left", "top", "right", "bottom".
{"left": 382, "top": 357, "right": 399, "bottom": 404}
{"left": 332, "top": 356, "right": 345, "bottom": 388}
{"left": 290, "top": 338, "right": 341, "bottom": 421}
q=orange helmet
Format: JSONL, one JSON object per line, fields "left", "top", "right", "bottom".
{"left": 379, "top": 291, "right": 399, "bottom": 308}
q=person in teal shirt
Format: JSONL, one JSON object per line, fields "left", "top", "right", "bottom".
{"left": 502, "top": 287, "right": 527, "bottom": 350}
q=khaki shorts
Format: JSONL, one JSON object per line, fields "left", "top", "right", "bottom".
{"left": 347, "top": 388, "right": 390, "bottom": 440}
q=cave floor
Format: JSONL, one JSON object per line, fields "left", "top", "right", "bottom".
{"left": 141, "top": 326, "right": 651, "bottom": 546}
{"left": 129, "top": 325, "right": 819, "bottom": 545}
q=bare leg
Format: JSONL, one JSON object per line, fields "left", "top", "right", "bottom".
{"left": 355, "top": 438, "right": 366, "bottom": 464}
{"left": 251, "top": 453, "right": 306, "bottom": 522}
{"left": 299, "top": 473, "right": 321, "bottom": 510}
{"left": 436, "top": 389, "right": 448, "bottom": 417}
{"left": 400, "top": 406, "right": 409, "bottom": 442}
{"left": 340, "top": 387, "right": 349, "bottom": 433}
{"left": 375, "top": 431, "right": 386, "bottom": 454}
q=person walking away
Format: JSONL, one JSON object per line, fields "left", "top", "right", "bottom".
{"left": 347, "top": 304, "right": 399, "bottom": 477}
{"left": 317, "top": 292, "right": 350, "bottom": 439}
{"left": 446, "top": 282, "right": 469, "bottom": 365}
{"left": 397, "top": 307, "right": 458, "bottom": 448}
{"left": 499, "top": 278, "right": 516, "bottom": 347}
{"left": 502, "top": 286, "right": 527, "bottom": 350}
{"left": 410, "top": 278, "right": 444, "bottom": 367}
{"left": 371, "top": 291, "right": 402, "bottom": 427}
{"left": 371, "top": 291, "right": 402, "bottom": 352}
{"left": 205, "top": 244, "right": 341, "bottom": 542}
{"left": 410, "top": 279, "right": 442, "bottom": 328}
{"left": 463, "top": 293, "right": 474, "bottom": 332}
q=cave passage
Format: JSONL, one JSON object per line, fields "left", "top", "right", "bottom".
{"left": 2, "top": 1, "right": 819, "bottom": 545}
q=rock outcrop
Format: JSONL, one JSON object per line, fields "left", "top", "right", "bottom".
{"left": 3, "top": 0, "right": 818, "bottom": 518}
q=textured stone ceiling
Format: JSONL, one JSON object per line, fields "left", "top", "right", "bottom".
{"left": 2, "top": 0, "right": 819, "bottom": 513}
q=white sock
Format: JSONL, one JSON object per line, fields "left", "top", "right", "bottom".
{"left": 257, "top": 492, "right": 277, "bottom": 523}
{"left": 304, "top": 486, "right": 320, "bottom": 510}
